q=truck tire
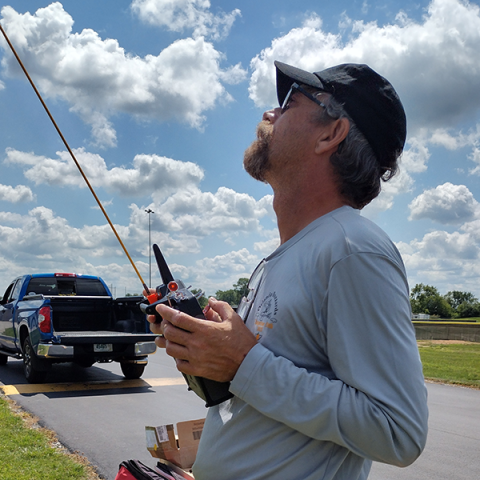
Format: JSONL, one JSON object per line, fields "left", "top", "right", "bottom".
{"left": 120, "top": 362, "right": 146, "bottom": 379}
{"left": 23, "top": 337, "right": 48, "bottom": 383}
{"left": 0, "top": 353, "right": 7, "bottom": 365}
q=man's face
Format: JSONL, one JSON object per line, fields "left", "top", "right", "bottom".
{"left": 243, "top": 85, "right": 327, "bottom": 184}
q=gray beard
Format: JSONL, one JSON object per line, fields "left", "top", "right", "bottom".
{"left": 243, "top": 121, "right": 273, "bottom": 182}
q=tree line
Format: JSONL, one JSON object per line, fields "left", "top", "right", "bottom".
{"left": 125, "top": 279, "right": 478, "bottom": 320}
{"left": 214, "top": 278, "right": 249, "bottom": 307}
{"left": 217, "top": 280, "right": 480, "bottom": 320}
{"left": 410, "top": 283, "right": 480, "bottom": 319}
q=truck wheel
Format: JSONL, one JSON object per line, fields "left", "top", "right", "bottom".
{"left": 120, "top": 362, "right": 146, "bottom": 379}
{"left": 23, "top": 337, "right": 48, "bottom": 383}
{"left": 0, "top": 353, "right": 7, "bottom": 365}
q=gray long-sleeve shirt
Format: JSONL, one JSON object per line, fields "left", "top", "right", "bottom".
{"left": 193, "top": 206, "right": 428, "bottom": 480}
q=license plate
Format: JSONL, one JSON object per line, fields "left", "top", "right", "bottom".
{"left": 94, "top": 343, "right": 113, "bottom": 352}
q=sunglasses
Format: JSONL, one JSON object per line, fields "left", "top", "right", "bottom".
{"left": 281, "top": 82, "right": 327, "bottom": 113}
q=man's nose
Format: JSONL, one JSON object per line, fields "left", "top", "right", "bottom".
{"left": 262, "top": 107, "right": 282, "bottom": 123}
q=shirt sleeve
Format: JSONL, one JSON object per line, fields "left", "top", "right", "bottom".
{"left": 230, "top": 252, "right": 428, "bottom": 467}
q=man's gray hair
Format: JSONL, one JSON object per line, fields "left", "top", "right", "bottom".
{"left": 314, "top": 94, "right": 399, "bottom": 209}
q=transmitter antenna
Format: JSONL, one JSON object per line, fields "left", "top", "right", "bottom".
{"left": 0, "top": 22, "right": 150, "bottom": 294}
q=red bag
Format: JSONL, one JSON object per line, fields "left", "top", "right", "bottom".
{"left": 115, "top": 460, "right": 179, "bottom": 480}
{"left": 115, "top": 464, "right": 137, "bottom": 480}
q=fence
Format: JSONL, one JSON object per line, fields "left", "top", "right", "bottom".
{"left": 413, "top": 322, "right": 480, "bottom": 342}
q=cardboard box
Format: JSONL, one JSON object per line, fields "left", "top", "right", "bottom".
{"left": 146, "top": 418, "right": 205, "bottom": 470}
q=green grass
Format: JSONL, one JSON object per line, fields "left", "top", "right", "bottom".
{"left": 456, "top": 317, "right": 480, "bottom": 322}
{"left": 0, "top": 396, "right": 99, "bottom": 480}
{"left": 418, "top": 341, "right": 480, "bottom": 388}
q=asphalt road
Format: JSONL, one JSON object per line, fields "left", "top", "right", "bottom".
{"left": 369, "top": 382, "right": 480, "bottom": 480}
{"left": 1, "top": 352, "right": 480, "bottom": 480}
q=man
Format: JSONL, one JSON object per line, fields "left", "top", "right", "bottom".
{"left": 148, "top": 61, "right": 428, "bottom": 480}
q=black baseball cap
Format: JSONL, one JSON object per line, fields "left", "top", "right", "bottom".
{"left": 274, "top": 61, "right": 406, "bottom": 167}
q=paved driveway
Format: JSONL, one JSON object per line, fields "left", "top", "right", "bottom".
{"left": 370, "top": 382, "right": 480, "bottom": 480}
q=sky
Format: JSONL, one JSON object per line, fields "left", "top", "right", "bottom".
{"left": 2, "top": 0, "right": 480, "bottom": 299}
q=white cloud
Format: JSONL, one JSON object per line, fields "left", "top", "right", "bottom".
{"left": 0, "top": 3, "right": 246, "bottom": 147}
{"left": 248, "top": 0, "right": 480, "bottom": 134}
{"left": 429, "top": 129, "right": 466, "bottom": 150}
{"left": 428, "top": 125, "right": 480, "bottom": 170}
{"left": 401, "top": 137, "right": 431, "bottom": 174}
{"left": 0, "top": 183, "right": 34, "bottom": 203}
{"left": 253, "top": 231, "right": 280, "bottom": 257}
{"left": 0, "top": 206, "right": 107, "bottom": 259}
{"left": 5, "top": 147, "right": 205, "bottom": 198}
{"left": 5, "top": 147, "right": 272, "bottom": 240}
{"left": 130, "top": 187, "right": 271, "bottom": 239}
{"left": 363, "top": 168, "right": 413, "bottom": 217}
{"left": 302, "top": 13, "right": 323, "bottom": 30}
{"left": 0, "top": 205, "right": 169, "bottom": 292}
{"left": 131, "top": 0, "right": 241, "bottom": 41}
{"left": 408, "top": 182, "right": 479, "bottom": 224}
{"left": 411, "top": 230, "right": 478, "bottom": 260}
{"left": 363, "top": 138, "right": 428, "bottom": 216}
{"left": 218, "top": 63, "right": 248, "bottom": 85}
{"left": 0, "top": 202, "right": 267, "bottom": 296}
{"left": 191, "top": 248, "right": 261, "bottom": 294}
{"left": 390, "top": 124, "right": 480, "bottom": 179}
{"left": 397, "top": 228, "right": 480, "bottom": 296}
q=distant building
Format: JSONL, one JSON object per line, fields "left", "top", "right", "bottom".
{"left": 412, "top": 313, "right": 430, "bottom": 320}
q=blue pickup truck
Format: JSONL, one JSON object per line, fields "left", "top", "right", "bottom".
{"left": 0, "top": 273, "right": 157, "bottom": 383}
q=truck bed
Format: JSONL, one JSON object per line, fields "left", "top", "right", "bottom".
{"left": 47, "top": 295, "right": 150, "bottom": 335}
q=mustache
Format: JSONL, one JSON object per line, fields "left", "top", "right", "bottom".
{"left": 256, "top": 120, "right": 273, "bottom": 141}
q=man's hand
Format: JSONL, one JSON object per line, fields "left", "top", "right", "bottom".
{"left": 146, "top": 297, "right": 257, "bottom": 383}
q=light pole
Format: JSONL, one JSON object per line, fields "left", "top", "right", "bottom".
{"left": 145, "top": 208, "right": 154, "bottom": 286}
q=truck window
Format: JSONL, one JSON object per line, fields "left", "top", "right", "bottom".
{"left": 9, "top": 280, "right": 23, "bottom": 302}
{"left": 24, "top": 277, "right": 108, "bottom": 297}
{"left": 76, "top": 278, "right": 108, "bottom": 296}
{"left": 57, "top": 279, "right": 76, "bottom": 295}
{"left": 1, "top": 282, "right": 15, "bottom": 305}
{"left": 26, "top": 278, "right": 58, "bottom": 296}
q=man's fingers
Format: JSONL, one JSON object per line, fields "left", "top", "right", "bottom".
{"left": 151, "top": 300, "right": 256, "bottom": 382}
{"left": 156, "top": 304, "right": 208, "bottom": 332}
{"left": 155, "top": 335, "right": 166, "bottom": 349}
{"left": 203, "top": 303, "right": 222, "bottom": 322}
{"left": 148, "top": 315, "right": 165, "bottom": 336}
{"left": 147, "top": 314, "right": 161, "bottom": 325}
{"left": 208, "top": 297, "right": 235, "bottom": 320}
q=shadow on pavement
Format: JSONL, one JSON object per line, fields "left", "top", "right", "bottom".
{"left": 0, "top": 358, "right": 155, "bottom": 398}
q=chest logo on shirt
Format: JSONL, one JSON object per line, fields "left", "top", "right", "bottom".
{"left": 253, "top": 292, "right": 278, "bottom": 340}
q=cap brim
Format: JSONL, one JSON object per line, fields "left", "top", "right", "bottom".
{"left": 275, "top": 61, "right": 324, "bottom": 106}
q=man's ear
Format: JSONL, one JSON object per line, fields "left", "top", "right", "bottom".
{"left": 314, "top": 118, "right": 350, "bottom": 155}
